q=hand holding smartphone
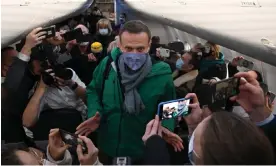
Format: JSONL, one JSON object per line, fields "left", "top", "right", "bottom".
{"left": 158, "top": 98, "right": 192, "bottom": 120}
{"left": 59, "top": 129, "right": 88, "bottom": 153}
{"left": 212, "top": 77, "right": 240, "bottom": 107}
{"left": 237, "top": 59, "right": 254, "bottom": 69}
{"left": 159, "top": 48, "right": 170, "bottom": 58}
{"left": 37, "top": 26, "right": 56, "bottom": 39}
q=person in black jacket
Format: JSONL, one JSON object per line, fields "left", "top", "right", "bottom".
{"left": 2, "top": 28, "right": 46, "bottom": 143}
{"left": 142, "top": 115, "right": 170, "bottom": 165}
{"left": 1, "top": 47, "right": 18, "bottom": 83}
{"left": 93, "top": 18, "right": 115, "bottom": 58}
{"left": 64, "top": 24, "right": 97, "bottom": 85}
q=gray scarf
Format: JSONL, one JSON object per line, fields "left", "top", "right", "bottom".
{"left": 118, "top": 54, "right": 152, "bottom": 114}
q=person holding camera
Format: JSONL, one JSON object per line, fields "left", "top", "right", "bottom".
{"left": 2, "top": 128, "right": 101, "bottom": 165}
{"left": 2, "top": 27, "right": 47, "bottom": 143}
{"left": 22, "top": 65, "right": 87, "bottom": 130}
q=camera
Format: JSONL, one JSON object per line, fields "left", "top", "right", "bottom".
{"left": 31, "top": 44, "right": 73, "bottom": 88}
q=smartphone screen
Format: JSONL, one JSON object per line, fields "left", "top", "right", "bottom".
{"left": 159, "top": 48, "right": 170, "bottom": 58}
{"left": 158, "top": 98, "right": 191, "bottom": 120}
{"left": 238, "top": 59, "right": 254, "bottom": 69}
{"left": 213, "top": 77, "right": 240, "bottom": 104}
{"left": 38, "top": 26, "right": 56, "bottom": 39}
{"left": 59, "top": 129, "right": 87, "bottom": 153}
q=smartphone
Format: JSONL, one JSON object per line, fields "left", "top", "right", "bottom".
{"left": 158, "top": 98, "right": 192, "bottom": 120}
{"left": 237, "top": 59, "right": 254, "bottom": 69}
{"left": 59, "top": 129, "right": 87, "bottom": 153}
{"left": 37, "top": 26, "right": 56, "bottom": 39}
{"left": 62, "top": 28, "right": 83, "bottom": 42}
{"left": 212, "top": 77, "right": 240, "bottom": 105}
{"left": 159, "top": 48, "right": 170, "bottom": 58}
{"left": 268, "top": 91, "right": 275, "bottom": 105}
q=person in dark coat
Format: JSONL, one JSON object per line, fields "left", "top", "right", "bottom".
{"left": 93, "top": 18, "right": 115, "bottom": 58}
{"left": 2, "top": 28, "right": 46, "bottom": 143}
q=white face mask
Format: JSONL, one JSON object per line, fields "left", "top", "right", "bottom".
{"left": 204, "top": 45, "right": 211, "bottom": 54}
{"left": 99, "top": 29, "right": 109, "bottom": 35}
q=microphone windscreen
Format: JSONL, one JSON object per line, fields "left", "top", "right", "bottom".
{"left": 91, "top": 42, "right": 103, "bottom": 53}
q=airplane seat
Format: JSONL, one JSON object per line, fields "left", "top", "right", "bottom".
{"left": 30, "top": 108, "right": 83, "bottom": 141}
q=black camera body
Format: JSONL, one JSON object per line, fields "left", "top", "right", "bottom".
{"left": 31, "top": 44, "right": 73, "bottom": 88}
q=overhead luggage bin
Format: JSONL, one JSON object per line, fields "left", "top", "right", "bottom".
{"left": 1, "top": 0, "right": 93, "bottom": 47}
{"left": 124, "top": 0, "right": 276, "bottom": 67}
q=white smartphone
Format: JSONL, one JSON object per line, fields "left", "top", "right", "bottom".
{"left": 159, "top": 48, "right": 170, "bottom": 58}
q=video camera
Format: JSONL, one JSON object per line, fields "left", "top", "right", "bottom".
{"left": 31, "top": 44, "right": 73, "bottom": 89}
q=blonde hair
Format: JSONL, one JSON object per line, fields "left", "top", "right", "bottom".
{"left": 96, "top": 19, "right": 113, "bottom": 34}
{"left": 206, "top": 41, "right": 220, "bottom": 59}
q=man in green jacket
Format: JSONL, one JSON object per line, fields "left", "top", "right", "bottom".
{"left": 76, "top": 20, "right": 177, "bottom": 164}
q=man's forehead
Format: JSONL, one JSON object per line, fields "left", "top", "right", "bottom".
{"left": 120, "top": 31, "right": 150, "bottom": 46}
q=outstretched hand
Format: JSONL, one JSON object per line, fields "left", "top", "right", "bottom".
{"left": 75, "top": 112, "right": 101, "bottom": 136}
{"left": 162, "top": 126, "right": 184, "bottom": 152}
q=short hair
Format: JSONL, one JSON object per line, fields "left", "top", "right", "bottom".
{"left": 1, "top": 46, "right": 14, "bottom": 54}
{"left": 151, "top": 36, "right": 160, "bottom": 44}
{"left": 1, "top": 47, "right": 16, "bottom": 62}
{"left": 96, "top": 19, "right": 113, "bottom": 33}
{"left": 119, "top": 20, "right": 151, "bottom": 42}
{"left": 1, "top": 147, "right": 29, "bottom": 165}
{"left": 200, "top": 111, "right": 274, "bottom": 165}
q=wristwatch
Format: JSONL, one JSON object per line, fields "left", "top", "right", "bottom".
{"left": 70, "top": 82, "right": 78, "bottom": 90}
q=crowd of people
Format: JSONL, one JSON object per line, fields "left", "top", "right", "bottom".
{"left": 1, "top": 5, "right": 276, "bottom": 165}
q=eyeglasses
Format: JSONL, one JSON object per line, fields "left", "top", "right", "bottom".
{"left": 28, "top": 147, "right": 46, "bottom": 165}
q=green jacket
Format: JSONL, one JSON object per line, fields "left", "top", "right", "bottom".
{"left": 87, "top": 48, "right": 176, "bottom": 160}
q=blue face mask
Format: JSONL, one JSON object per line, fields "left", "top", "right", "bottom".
{"left": 99, "top": 29, "right": 108, "bottom": 35}
{"left": 122, "top": 52, "right": 147, "bottom": 71}
{"left": 176, "top": 58, "right": 184, "bottom": 70}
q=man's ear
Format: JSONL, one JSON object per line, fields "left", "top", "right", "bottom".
{"left": 147, "top": 39, "right": 152, "bottom": 52}
{"left": 118, "top": 38, "right": 123, "bottom": 51}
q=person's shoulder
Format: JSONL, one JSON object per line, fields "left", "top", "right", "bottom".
{"left": 150, "top": 60, "right": 172, "bottom": 76}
